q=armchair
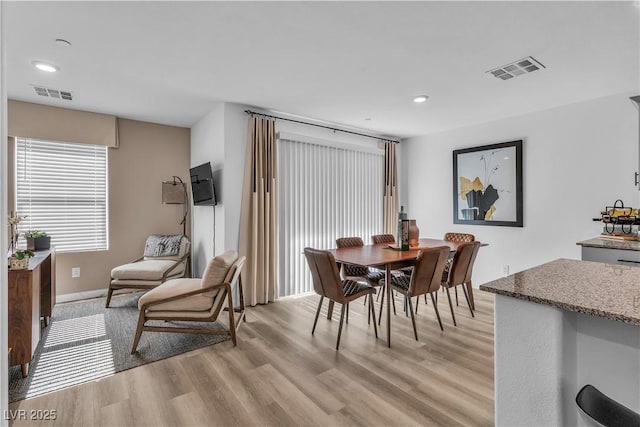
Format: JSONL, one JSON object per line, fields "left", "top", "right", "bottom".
{"left": 131, "top": 250, "right": 246, "bottom": 353}
{"left": 106, "top": 234, "right": 190, "bottom": 307}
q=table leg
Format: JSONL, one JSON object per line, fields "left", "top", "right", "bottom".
{"left": 466, "top": 283, "right": 475, "bottom": 311}
{"left": 386, "top": 265, "right": 391, "bottom": 348}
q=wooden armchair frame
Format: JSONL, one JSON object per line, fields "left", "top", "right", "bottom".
{"left": 131, "top": 256, "right": 246, "bottom": 353}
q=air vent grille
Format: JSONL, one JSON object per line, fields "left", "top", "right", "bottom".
{"left": 487, "top": 56, "right": 545, "bottom": 81}
{"left": 32, "top": 85, "right": 73, "bottom": 100}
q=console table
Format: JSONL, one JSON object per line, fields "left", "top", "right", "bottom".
{"left": 8, "top": 248, "right": 56, "bottom": 377}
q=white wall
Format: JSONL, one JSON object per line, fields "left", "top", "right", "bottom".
{"left": 190, "top": 102, "right": 225, "bottom": 275}
{"left": 402, "top": 92, "right": 639, "bottom": 285}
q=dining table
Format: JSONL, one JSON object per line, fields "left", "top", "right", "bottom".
{"left": 328, "top": 237, "right": 476, "bottom": 347}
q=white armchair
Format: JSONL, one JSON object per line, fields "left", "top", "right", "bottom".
{"left": 106, "top": 234, "right": 190, "bottom": 308}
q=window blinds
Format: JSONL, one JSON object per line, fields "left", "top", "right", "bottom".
{"left": 16, "top": 138, "right": 108, "bottom": 252}
{"left": 278, "top": 137, "right": 384, "bottom": 297}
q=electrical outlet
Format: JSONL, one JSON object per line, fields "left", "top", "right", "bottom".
{"left": 502, "top": 264, "right": 510, "bottom": 276}
{"left": 72, "top": 267, "right": 81, "bottom": 278}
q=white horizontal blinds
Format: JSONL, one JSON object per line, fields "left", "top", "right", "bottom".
{"left": 16, "top": 138, "right": 108, "bottom": 252}
{"left": 279, "top": 137, "right": 383, "bottom": 297}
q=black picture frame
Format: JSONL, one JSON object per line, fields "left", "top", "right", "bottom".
{"left": 453, "top": 140, "right": 523, "bottom": 227}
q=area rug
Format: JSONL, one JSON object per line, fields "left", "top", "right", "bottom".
{"left": 9, "top": 293, "right": 230, "bottom": 402}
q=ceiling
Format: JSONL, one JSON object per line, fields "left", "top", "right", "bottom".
{"left": 4, "top": 1, "right": 639, "bottom": 139}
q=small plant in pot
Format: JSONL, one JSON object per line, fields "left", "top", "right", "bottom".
{"left": 10, "top": 249, "right": 34, "bottom": 270}
{"left": 24, "top": 230, "right": 50, "bottom": 251}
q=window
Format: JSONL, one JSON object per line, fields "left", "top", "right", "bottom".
{"left": 278, "top": 135, "right": 384, "bottom": 297}
{"left": 15, "top": 138, "right": 108, "bottom": 252}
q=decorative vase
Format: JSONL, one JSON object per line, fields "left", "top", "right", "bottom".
{"left": 408, "top": 220, "right": 420, "bottom": 247}
{"left": 9, "top": 257, "right": 28, "bottom": 270}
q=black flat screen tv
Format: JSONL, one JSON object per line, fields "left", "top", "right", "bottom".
{"left": 190, "top": 162, "right": 217, "bottom": 206}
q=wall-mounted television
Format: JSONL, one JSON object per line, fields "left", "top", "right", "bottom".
{"left": 190, "top": 162, "right": 218, "bottom": 206}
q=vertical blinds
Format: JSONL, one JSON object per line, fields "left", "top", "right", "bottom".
{"left": 278, "top": 137, "right": 384, "bottom": 297}
{"left": 16, "top": 138, "right": 108, "bottom": 252}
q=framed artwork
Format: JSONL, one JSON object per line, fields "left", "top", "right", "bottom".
{"left": 453, "top": 140, "right": 523, "bottom": 227}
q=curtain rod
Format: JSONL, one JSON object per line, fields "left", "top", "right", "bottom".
{"left": 244, "top": 110, "right": 400, "bottom": 144}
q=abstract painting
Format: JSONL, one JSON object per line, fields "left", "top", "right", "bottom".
{"left": 453, "top": 140, "right": 523, "bottom": 227}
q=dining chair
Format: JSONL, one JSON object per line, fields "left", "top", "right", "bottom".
{"left": 441, "top": 241, "right": 481, "bottom": 326}
{"left": 439, "top": 232, "right": 476, "bottom": 305}
{"left": 371, "top": 234, "right": 395, "bottom": 245}
{"left": 304, "top": 248, "right": 378, "bottom": 350}
{"left": 335, "top": 237, "right": 385, "bottom": 286}
{"left": 380, "top": 246, "right": 450, "bottom": 338}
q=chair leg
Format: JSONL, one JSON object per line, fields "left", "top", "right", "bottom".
{"left": 391, "top": 290, "right": 397, "bottom": 315}
{"left": 415, "top": 296, "right": 419, "bottom": 313}
{"left": 226, "top": 290, "right": 237, "bottom": 346}
{"left": 336, "top": 304, "right": 346, "bottom": 350}
{"left": 455, "top": 287, "right": 459, "bottom": 306}
{"left": 407, "top": 296, "right": 418, "bottom": 341}
{"left": 131, "top": 311, "right": 146, "bottom": 354}
{"left": 378, "top": 284, "right": 385, "bottom": 326}
{"left": 461, "top": 286, "right": 475, "bottom": 318}
{"left": 430, "top": 293, "right": 444, "bottom": 331}
{"left": 369, "top": 295, "right": 378, "bottom": 338}
{"left": 105, "top": 287, "right": 114, "bottom": 308}
{"left": 445, "top": 286, "right": 457, "bottom": 326}
{"left": 346, "top": 303, "right": 350, "bottom": 324}
{"left": 312, "top": 296, "right": 324, "bottom": 335}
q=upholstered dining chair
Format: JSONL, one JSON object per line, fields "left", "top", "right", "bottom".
{"left": 380, "top": 246, "right": 450, "bottom": 338}
{"left": 371, "top": 234, "right": 395, "bottom": 245}
{"left": 441, "top": 241, "right": 481, "bottom": 326}
{"left": 304, "top": 247, "right": 378, "bottom": 350}
{"left": 107, "top": 234, "right": 190, "bottom": 308}
{"left": 443, "top": 232, "right": 475, "bottom": 305}
{"left": 131, "top": 250, "right": 246, "bottom": 353}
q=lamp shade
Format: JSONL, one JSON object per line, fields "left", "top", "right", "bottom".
{"left": 162, "top": 181, "right": 186, "bottom": 204}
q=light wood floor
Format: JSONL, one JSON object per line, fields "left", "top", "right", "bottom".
{"left": 10, "top": 289, "right": 495, "bottom": 426}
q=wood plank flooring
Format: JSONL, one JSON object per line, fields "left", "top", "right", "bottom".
{"left": 9, "top": 290, "right": 495, "bottom": 426}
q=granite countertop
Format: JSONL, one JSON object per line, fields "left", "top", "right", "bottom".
{"left": 577, "top": 237, "right": 640, "bottom": 251}
{"left": 479, "top": 258, "right": 640, "bottom": 325}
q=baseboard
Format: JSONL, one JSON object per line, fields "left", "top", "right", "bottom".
{"left": 56, "top": 289, "right": 107, "bottom": 303}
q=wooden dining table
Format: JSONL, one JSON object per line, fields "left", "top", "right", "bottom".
{"left": 328, "top": 238, "right": 473, "bottom": 347}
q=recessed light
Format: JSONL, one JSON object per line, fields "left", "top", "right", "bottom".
{"left": 364, "top": 118, "right": 372, "bottom": 121}
{"left": 32, "top": 61, "right": 59, "bottom": 73}
{"left": 413, "top": 95, "right": 428, "bottom": 103}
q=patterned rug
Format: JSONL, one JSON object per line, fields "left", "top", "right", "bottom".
{"left": 9, "top": 292, "right": 229, "bottom": 402}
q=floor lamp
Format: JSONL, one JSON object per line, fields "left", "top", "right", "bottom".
{"left": 161, "top": 176, "right": 189, "bottom": 236}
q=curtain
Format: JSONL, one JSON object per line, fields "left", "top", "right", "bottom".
{"left": 239, "top": 116, "right": 279, "bottom": 306}
{"left": 383, "top": 142, "right": 399, "bottom": 235}
{"left": 278, "top": 136, "right": 383, "bottom": 297}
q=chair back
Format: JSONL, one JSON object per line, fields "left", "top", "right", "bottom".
{"left": 443, "top": 232, "right": 475, "bottom": 243}
{"left": 447, "top": 241, "right": 481, "bottom": 286}
{"left": 408, "top": 246, "right": 449, "bottom": 297}
{"left": 304, "top": 248, "right": 345, "bottom": 302}
{"left": 209, "top": 255, "right": 246, "bottom": 319}
{"left": 336, "top": 237, "right": 364, "bottom": 248}
{"left": 335, "top": 237, "right": 368, "bottom": 277}
{"left": 201, "top": 250, "right": 238, "bottom": 297}
{"left": 371, "top": 234, "right": 395, "bottom": 244}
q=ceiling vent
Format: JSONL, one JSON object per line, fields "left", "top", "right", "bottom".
{"left": 32, "top": 85, "right": 73, "bottom": 100}
{"left": 487, "top": 56, "right": 546, "bottom": 81}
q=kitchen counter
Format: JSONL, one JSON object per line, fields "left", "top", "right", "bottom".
{"left": 480, "top": 258, "right": 640, "bottom": 325}
{"left": 480, "top": 258, "right": 639, "bottom": 426}
{"left": 576, "top": 236, "right": 640, "bottom": 251}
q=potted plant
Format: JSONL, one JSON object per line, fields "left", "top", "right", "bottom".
{"left": 24, "top": 230, "right": 51, "bottom": 251}
{"left": 10, "top": 249, "right": 34, "bottom": 270}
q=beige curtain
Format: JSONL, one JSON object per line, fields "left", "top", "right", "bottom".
{"left": 383, "top": 142, "right": 399, "bottom": 235}
{"left": 239, "top": 116, "right": 279, "bottom": 306}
